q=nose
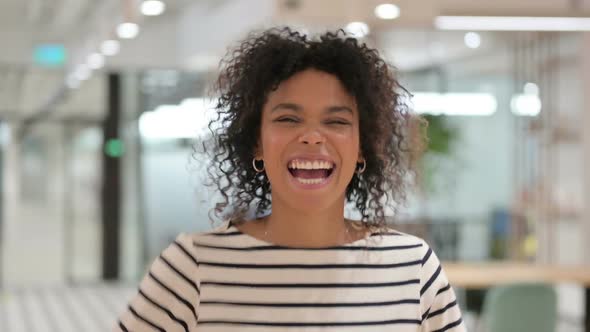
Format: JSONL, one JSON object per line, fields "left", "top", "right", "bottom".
{"left": 298, "top": 128, "right": 325, "bottom": 145}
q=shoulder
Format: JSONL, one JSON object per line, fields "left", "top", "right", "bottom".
{"left": 373, "top": 227, "right": 450, "bottom": 297}
{"left": 178, "top": 220, "right": 236, "bottom": 241}
{"left": 371, "top": 224, "right": 430, "bottom": 250}
{"left": 356, "top": 225, "right": 436, "bottom": 267}
{"left": 170, "top": 220, "right": 246, "bottom": 254}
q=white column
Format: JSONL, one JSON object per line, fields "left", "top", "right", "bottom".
{"left": 2, "top": 123, "right": 67, "bottom": 285}
{"left": 582, "top": 33, "right": 590, "bottom": 266}
{"left": 120, "top": 73, "right": 144, "bottom": 281}
{"left": 1, "top": 121, "right": 21, "bottom": 284}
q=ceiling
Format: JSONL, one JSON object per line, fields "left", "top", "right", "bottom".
{"left": 0, "top": 0, "right": 587, "bottom": 122}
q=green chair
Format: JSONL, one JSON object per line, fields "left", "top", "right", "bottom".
{"left": 481, "top": 283, "right": 557, "bottom": 332}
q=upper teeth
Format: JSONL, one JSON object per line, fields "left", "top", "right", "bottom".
{"left": 288, "top": 160, "right": 334, "bottom": 170}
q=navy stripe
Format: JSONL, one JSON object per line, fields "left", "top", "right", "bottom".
{"left": 138, "top": 289, "right": 189, "bottom": 332}
{"left": 422, "top": 285, "right": 454, "bottom": 321}
{"left": 207, "top": 231, "right": 242, "bottom": 236}
{"left": 427, "top": 300, "right": 458, "bottom": 320}
{"left": 148, "top": 272, "right": 198, "bottom": 322}
{"left": 128, "top": 305, "right": 165, "bottom": 332}
{"left": 422, "top": 248, "right": 433, "bottom": 266}
{"left": 371, "top": 232, "right": 403, "bottom": 236}
{"left": 201, "top": 298, "right": 419, "bottom": 308}
{"left": 437, "top": 284, "right": 451, "bottom": 296}
{"left": 198, "top": 319, "right": 421, "bottom": 327}
{"left": 201, "top": 279, "right": 419, "bottom": 289}
{"left": 229, "top": 229, "right": 402, "bottom": 237}
{"left": 431, "top": 317, "right": 463, "bottom": 332}
{"left": 173, "top": 240, "right": 199, "bottom": 265}
{"left": 199, "top": 259, "right": 422, "bottom": 269}
{"left": 159, "top": 254, "right": 201, "bottom": 295}
{"left": 118, "top": 321, "right": 129, "bottom": 332}
{"left": 421, "top": 265, "right": 442, "bottom": 295}
{"left": 194, "top": 242, "right": 422, "bottom": 251}
{"left": 422, "top": 308, "right": 431, "bottom": 321}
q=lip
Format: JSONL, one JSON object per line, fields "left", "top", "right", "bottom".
{"left": 286, "top": 154, "right": 337, "bottom": 190}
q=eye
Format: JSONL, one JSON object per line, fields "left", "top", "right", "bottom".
{"left": 325, "top": 119, "right": 351, "bottom": 125}
{"left": 275, "top": 117, "right": 299, "bottom": 123}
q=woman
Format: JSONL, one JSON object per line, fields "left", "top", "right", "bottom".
{"left": 115, "top": 27, "right": 465, "bottom": 332}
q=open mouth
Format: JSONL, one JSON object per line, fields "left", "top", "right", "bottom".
{"left": 287, "top": 159, "right": 335, "bottom": 185}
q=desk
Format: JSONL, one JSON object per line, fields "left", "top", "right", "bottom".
{"left": 444, "top": 262, "right": 590, "bottom": 332}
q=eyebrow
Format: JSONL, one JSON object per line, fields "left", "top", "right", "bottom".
{"left": 271, "top": 103, "right": 354, "bottom": 115}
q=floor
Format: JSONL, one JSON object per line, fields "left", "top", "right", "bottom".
{"left": 0, "top": 284, "right": 135, "bottom": 332}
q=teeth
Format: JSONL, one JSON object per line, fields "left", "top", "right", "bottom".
{"left": 288, "top": 159, "right": 333, "bottom": 170}
{"left": 296, "top": 178, "right": 325, "bottom": 184}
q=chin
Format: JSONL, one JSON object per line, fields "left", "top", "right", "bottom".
{"left": 285, "top": 192, "right": 346, "bottom": 214}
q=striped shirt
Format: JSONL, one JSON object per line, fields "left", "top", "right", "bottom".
{"left": 114, "top": 221, "right": 465, "bottom": 332}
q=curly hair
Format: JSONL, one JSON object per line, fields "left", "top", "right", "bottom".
{"left": 200, "top": 27, "right": 423, "bottom": 230}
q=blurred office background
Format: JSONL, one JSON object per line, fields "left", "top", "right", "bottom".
{"left": 0, "top": 0, "right": 590, "bottom": 331}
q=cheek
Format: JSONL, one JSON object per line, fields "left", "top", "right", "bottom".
{"left": 261, "top": 128, "right": 287, "bottom": 154}
{"left": 332, "top": 132, "right": 360, "bottom": 174}
{"left": 259, "top": 128, "right": 290, "bottom": 173}
{"left": 337, "top": 126, "right": 360, "bottom": 153}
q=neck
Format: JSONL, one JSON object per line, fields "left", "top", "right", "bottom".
{"left": 261, "top": 194, "right": 352, "bottom": 247}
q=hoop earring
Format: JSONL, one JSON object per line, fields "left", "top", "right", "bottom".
{"left": 252, "top": 158, "right": 265, "bottom": 173}
{"left": 356, "top": 159, "right": 366, "bottom": 175}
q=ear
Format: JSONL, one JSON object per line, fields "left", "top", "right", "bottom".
{"left": 357, "top": 150, "right": 364, "bottom": 163}
{"left": 254, "top": 140, "right": 263, "bottom": 159}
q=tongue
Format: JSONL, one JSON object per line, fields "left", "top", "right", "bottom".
{"left": 290, "top": 169, "right": 329, "bottom": 179}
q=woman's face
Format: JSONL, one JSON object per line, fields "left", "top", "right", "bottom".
{"left": 257, "top": 69, "right": 362, "bottom": 212}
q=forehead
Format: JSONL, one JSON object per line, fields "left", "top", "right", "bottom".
{"left": 265, "top": 69, "right": 356, "bottom": 110}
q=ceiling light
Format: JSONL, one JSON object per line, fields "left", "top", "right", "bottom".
{"left": 141, "top": 0, "right": 166, "bottom": 16}
{"left": 87, "top": 53, "right": 105, "bottom": 69}
{"left": 74, "top": 64, "right": 91, "bottom": 81}
{"left": 66, "top": 74, "right": 80, "bottom": 89}
{"left": 101, "top": 40, "right": 120, "bottom": 56}
{"left": 117, "top": 22, "right": 140, "bottom": 39}
{"left": 412, "top": 92, "right": 497, "bottom": 116}
{"left": 375, "top": 4, "right": 400, "bottom": 20}
{"left": 511, "top": 94, "right": 542, "bottom": 116}
{"left": 139, "top": 98, "right": 218, "bottom": 139}
{"left": 435, "top": 16, "right": 590, "bottom": 31}
{"left": 464, "top": 32, "right": 481, "bottom": 48}
{"left": 524, "top": 82, "right": 539, "bottom": 95}
{"left": 345, "top": 22, "right": 370, "bottom": 38}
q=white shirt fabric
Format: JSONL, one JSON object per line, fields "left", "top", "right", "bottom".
{"left": 114, "top": 220, "right": 466, "bottom": 332}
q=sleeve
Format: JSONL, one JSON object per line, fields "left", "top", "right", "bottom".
{"left": 113, "top": 233, "right": 201, "bottom": 332}
{"left": 419, "top": 241, "right": 466, "bottom": 332}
